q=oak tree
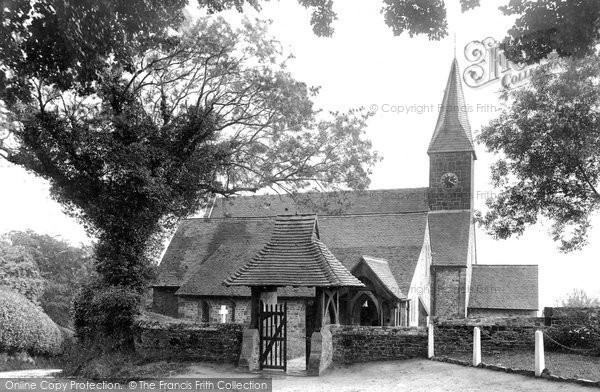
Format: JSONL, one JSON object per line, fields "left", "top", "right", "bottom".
{"left": 476, "top": 56, "right": 600, "bottom": 252}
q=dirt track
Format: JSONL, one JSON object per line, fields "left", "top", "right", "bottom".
{"left": 181, "top": 359, "right": 590, "bottom": 392}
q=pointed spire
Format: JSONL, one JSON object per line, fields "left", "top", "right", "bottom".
{"left": 428, "top": 58, "right": 476, "bottom": 159}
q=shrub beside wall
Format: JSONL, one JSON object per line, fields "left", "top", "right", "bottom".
{"left": 545, "top": 307, "right": 600, "bottom": 355}
{"left": 132, "top": 312, "right": 243, "bottom": 363}
{"left": 0, "top": 288, "right": 63, "bottom": 356}
{"left": 331, "top": 325, "right": 427, "bottom": 363}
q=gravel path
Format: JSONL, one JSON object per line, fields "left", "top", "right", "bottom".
{"left": 180, "top": 359, "right": 590, "bottom": 392}
{"left": 0, "top": 369, "right": 62, "bottom": 378}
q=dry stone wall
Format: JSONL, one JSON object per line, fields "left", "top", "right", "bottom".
{"left": 331, "top": 325, "right": 427, "bottom": 363}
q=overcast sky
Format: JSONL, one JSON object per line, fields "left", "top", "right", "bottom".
{"left": 1, "top": 0, "right": 599, "bottom": 307}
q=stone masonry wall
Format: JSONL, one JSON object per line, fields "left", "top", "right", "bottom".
{"left": 177, "top": 297, "right": 306, "bottom": 359}
{"left": 133, "top": 313, "right": 243, "bottom": 363}
{"left": 434, "top": 317, "right": 545, "bottom": 355}
{"left": 436, "top": 311, "right": 600, "bottom": 357}
{"left": 428, "top": 152, "right": 473, "bottom": 211}
{"left": 434, "top": 268, "right": 464, "bottom": 318}
{"left": 331, "top": 325, "right": 428, "bottom": 363}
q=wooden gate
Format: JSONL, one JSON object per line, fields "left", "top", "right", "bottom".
{"left": 259, "top": 302, "right": 287, "bottom": 371}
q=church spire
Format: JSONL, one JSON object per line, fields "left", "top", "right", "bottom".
{"left": 427, "top": 58, "right": 476, "bottom": 159}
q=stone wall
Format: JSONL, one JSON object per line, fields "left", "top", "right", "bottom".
{"left": 330, "top": 325, "right": 427, "bottom": 363}
{"left": 433, "top": 268, "right": 465, "bottom": 318}
{"left": 286, "top": 300, "right": 306, "bottom": 359}
{"left": 434, "top": 317, "right": 546, "bottom": 355}
{"left": 133, "top": 313, "right": 243, "bottom": 363}
{"left": 177, "top": 297, "right": 306, "bottom": 359}
{"left": 547, "top": 307, "right": 600, "bottom": 327}
{"left": 435, "top": 311, "right": 600, "bottom": 357}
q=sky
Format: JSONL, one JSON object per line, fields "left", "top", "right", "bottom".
{"left": 0, "top": 0, "right": 599, "bottom": 307}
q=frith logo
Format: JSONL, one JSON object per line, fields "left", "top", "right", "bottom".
{"left": 462, "top": 37, "right": 558, "bottom": 89}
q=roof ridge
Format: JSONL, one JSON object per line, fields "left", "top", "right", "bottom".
{"left": 473, "top": 264, "right": 538, "bottom": 267}
{"left": 315, "top": 239, "right": 341, "bottom": 285}
{"left": 362, "top": 255, "right": 390, "bottom": 264}
{"left": 428, "top": 209, "right": 471, "bottom": 214}
{"left": 184, "top": 210, "right": 431, "bottom": 222}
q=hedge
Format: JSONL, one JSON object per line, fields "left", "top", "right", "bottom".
{"left": 0, "top": 287, "right": 63, "bottom": 356}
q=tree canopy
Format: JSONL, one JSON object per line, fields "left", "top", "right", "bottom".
{"left": 0, "top": 14, "right": 379, "bottom": 291}
{"left": 1, "top": 231, "right": 94, "bottom": 328}
{"left": 476, "top": 55, "right": 600, "bottom": 252}
{"left": 0, "top": 242, "right": 45, "bottom": 303}
{"left": 499, "top": 0, "right": 600, "bottom": 64}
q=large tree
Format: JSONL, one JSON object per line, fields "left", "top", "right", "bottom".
{"left": 1, "top": 15, "right": 380, "bottom": 286}
{"left": 476, "top": 55, "right": 600, "bottom": 252}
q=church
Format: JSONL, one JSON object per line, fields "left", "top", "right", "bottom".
{"left": 152, "top": 59, "right": 539, "bottom": 355}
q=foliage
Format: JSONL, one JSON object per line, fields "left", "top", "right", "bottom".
{"left": 559, "top": 289, "right": 600, "bottom": 308}
{"left": 0, "top": 243, "right": 44, "bottom": 303}
{"left": 0, "top": 15, "right": 379, "bottom": 294}
{"left": 1, "top": 230, "right": 94, "bottom": 328}
{"left": 59, "top": 344, "right": 188, "bottom": 380}
{"left": 72, "top": 282, "right": 142, "bottom": 349}
{"left": 200, "top": 0, "right": 480, "bottom": 38}
{"left": 0, "top": 287, "right": 63, "bottom": 356}
{"left": 500, "top": 0, "right": 600, "bottom": 64}
{"left": 476, "top": 55, "right": 600, "bottom": 251}
{"left": 546, "top": 325, "right": 600, "bottom": 355}
{"left": 0, "top": 0, "right": 188, "bottom": 103}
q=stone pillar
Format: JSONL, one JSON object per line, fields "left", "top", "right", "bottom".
{"left": 535, "top": 330, "right": 545, "bottom": 377}
{"left": 307, "top": 325, "right": 333, "bottom": 376}
{"left": 238, "top": 328, "right": 260, "bottom": 371}
{"left": 472, "top": 327, "right": 481, "bottom": 366}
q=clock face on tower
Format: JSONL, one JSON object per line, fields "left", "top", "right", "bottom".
{"left": 440, "top": 172, "right": 459, "bottom": 190}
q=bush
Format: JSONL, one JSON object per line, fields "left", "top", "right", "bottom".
{"left": 546, "top": 325, "right": 600, "bottom": 355}
{"left": 0, "top": 287, "right": 63, "bottom": 355}
{"left": 73, "top": 282, "right": 141, "bottom": 349}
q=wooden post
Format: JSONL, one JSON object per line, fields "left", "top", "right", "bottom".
{"left": 473, "top": 327, "right": 481, "bottom": 366}
{"left": 428, "top": 323, "right": 434, "bottom": 358}
{"left": 535, "top": 330, "right": 545, "bottom": 376}
{"left": 250, "top": 287, "right": 260, "bottom": 329}
{"left": 314, "top": 287, "right": 323, "bottom": 332}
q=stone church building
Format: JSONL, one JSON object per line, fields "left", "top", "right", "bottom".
{"left": 152, "top": 59, "right": 538, "bottom": 356}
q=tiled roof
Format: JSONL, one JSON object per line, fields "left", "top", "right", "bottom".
{"left": 154, "top": 211, "right": 429, "bottom": 296}
{"left": 155, "top": 218, "right": 275, "bottom": 286}
{"left": 428, "top": 58, "right": 476, "bottom": 156}
{"left": 352, "top": 256, "right": 404, "bottom": 299}
{"left": 209, "top": 188, "right": 429, "bottom": 218}
{"left": 175, "top": 244, "right": 314, "bottom": 297}
{"left": 224, "top": 215, "right": 364, "bottom": 287}
{"left": 469, "top": 265, "right": 539, "bottom": 310}
{"left": 428, "top": 211, "right": 472, "bottom": 266}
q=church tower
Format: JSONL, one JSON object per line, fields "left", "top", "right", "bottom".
{"left": 427, "top": 58, "right": 476, "bottom": 211}
{"left": 428, "top": 59, "right": 478, "bottom": 320}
